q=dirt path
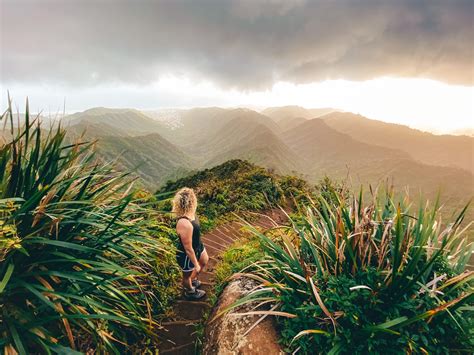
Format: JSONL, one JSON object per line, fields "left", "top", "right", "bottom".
{"left": 157, "top": 209, "right": 287, "bottom": 354}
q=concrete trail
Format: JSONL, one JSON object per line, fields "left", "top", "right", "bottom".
{"left": 157, "top": 209, "right": 287, "bottom": 354}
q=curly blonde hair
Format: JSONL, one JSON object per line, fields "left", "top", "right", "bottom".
{"left": 172, "top": 187, "right": 197, "bottom": 217}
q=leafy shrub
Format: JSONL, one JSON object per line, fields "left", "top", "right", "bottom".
{"left": 0, "top": 100, "right": 179, "bottom": 353}
{"left": 223, "top": 186, "right": 473, "bottom": 354}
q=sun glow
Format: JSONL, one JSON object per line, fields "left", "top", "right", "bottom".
{"left": 267, "top": 78, "right": 474, "bottom": 133}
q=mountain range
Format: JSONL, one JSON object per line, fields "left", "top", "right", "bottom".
{"left": 62, "top": 105, "right": 474, "bottom": 220}
{"left": 324, "top": 112, "right": 474, "bottom": 174}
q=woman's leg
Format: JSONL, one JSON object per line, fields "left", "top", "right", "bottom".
{"left": 182, "top": 270, "right": 193, "bottom": 290}
{"left": 198, "top": 248, "right": 209, "bottom": 272}
{"left": 191, "top": 249, "right": 209, "bottom": 283}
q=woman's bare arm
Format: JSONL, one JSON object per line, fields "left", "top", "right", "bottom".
{"left": 177, "top": 219, "right": 200, "bottom": 270}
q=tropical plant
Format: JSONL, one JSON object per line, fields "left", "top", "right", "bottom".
{"left": 0, "top": 99, "right": 179, "bottom": 354}
{"left": 218, "top": 186, "right": 473, "bottom": 354}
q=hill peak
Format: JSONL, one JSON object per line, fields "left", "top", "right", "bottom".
{"left": 262, "top": 106, "right": 338, "bottom": 121}
{"left": 324, "top": 111, "right": 474, "bottom": 173}
{"left": 66, "top": 106, "right": 169, "bottom": 138}
{"left": 76, "top": 107, "right": 144, "bottom": 116}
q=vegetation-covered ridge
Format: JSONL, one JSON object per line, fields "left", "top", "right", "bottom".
{"left": 217, "top": 187, "right": 474, "bottom": 354}
{"left": 158, "top": 159, "right": 311, "bottom": 230}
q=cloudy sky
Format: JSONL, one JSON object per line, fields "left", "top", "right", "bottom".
{"left": 1, "top": 0, "right": 473, "bottom": 133}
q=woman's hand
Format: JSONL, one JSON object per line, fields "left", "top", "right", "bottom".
{"left": 195, "top": 263, "right": 201, "bottom": 274}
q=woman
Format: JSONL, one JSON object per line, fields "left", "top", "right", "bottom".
{"left": 172, "top": 187, "right": 208, "bottom": 300}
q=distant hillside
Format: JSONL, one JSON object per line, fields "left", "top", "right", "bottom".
{"left": 203, "top": 118, "right": 301, "bottom": 174}
{"left": 171, "top": 107, "right": 229, "bottom": 143}
{"left": 282, "top": 118, "right": 473, "bottom": 221}
{"left": 66, "top": 107, "right": 170, "bottom": 137}
{"left": 96, "top": 133, "right": 195, "bottom": 189}
{"left": 450, "top": 128, "right": 474, "bottom": 137}
{"left": 324, "top": 112, "right": 474, "bottom": 174}
{"left": 262, "top": 106, "right": 338, "bottom": 131}
{"left": 67, "top": 120, "right": 133, "bottom": 138}
{"left": 141, "top": 108, "right": 186, "bottom": 129}
{"left": 101, "top": 107, "right": 301, "bottom": 177}
{"left": 7, "top": 113, "right": 54, "bottom": 127}
{"left": 283, "top": 118, "right": 409, "bottom": 176}
{"left": 175, "top": 107, "right": 280, "bottom": 146}
{"left": 262, "top": 106, "right": 337, "bottom": 120}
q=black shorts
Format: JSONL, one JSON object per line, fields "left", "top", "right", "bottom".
{"left": 176, "top": 244, "right": 205, "bottom": 272}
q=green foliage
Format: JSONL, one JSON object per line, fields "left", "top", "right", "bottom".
{"left": 212, "top": 235, "right": 264, "bottom": 301}
{"left": 290, "top": 176, "right": 349, "bottom": 224}
{"left": 0, "top": 99, "right": 179, "bottom": 354}
{"left": 224, "top": 186, "right": 473, "bottom": 354}
{"left": 158, "top": 159, "right": 311, "bottom": 230}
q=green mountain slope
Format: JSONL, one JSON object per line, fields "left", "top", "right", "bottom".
{"left": 67, "top": 120, "right": 133, "bottom": 138}
{"left": 324, "top": 112, "right": 474, "bottom": 173}
{"left": 96, "top": 133, "right": 195, "bottom": 189}
{"left": 262, "top": 106, "right": 338, "bottom": 131}
{"left": 178, "top": 112, "right": 298, "bottom": 173}
{"left": 175, "top": 107, "right": 280, "bottom": 147}
{"left": 206, "top": 124, "right": 301, "bottom": 174}
{"left": 282, "top": 118, "right": 409, "bottom": 174}
{"left": 66, "top": 107, "right": 170, "bottom": 137}
{"left": 282, "top": 118, "right": 473, "bottom": 219}
{"left": 62, "top": 108, "right": 193, "bottom": 189}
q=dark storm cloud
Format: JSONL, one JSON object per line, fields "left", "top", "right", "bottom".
{"left": 1, "top": 0, "right": 472, "bottom": 89}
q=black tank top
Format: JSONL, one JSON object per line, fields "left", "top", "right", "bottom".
{"left": 176, "top": 216, "right": 202, "bottom": 252}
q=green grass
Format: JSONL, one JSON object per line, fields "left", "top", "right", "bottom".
{"left": 212, "top": 234, "right": 265, "bottom": 303}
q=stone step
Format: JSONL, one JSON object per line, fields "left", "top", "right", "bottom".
{"left": 203, "top": 230, "right": 236, "bottom": 245}
{"left": 203, "top": 235, "right": 234, "bottom": 250}
{"left": 204, "top": 243, "right": 225, "bottom": 256}
{"left": 214, "top": 226, "right": 241, "bottom": 240}
{"left": 202, "top": 236, "right": 231, "bottom": 251}
{"left": 160, "top": 341, "right": 196, "bottom": 354}
{"left": 254, "top": 222, "right": 274, "bottom": 230}
{"left": 255, "top": 217, "right": 277, "bottom": 227}
{"left": 197, "top": 281, "right": 213, "bottom": 293}
{"left": 224, "top": 223, "right": 246, "bottom": 238}
{"left": 204, "top": 258, "right": 218, "bottom": 273}
{"left": 157, "top": 321, "right": 197, "bottom": 350}
{"left": 199, "top": 271, "right": 215, "bottom": 283}
{"left": 156, "top": 210, "right": 290, "bottom": 353}
{"left": 174, "top": 300, "right": 211, "bottom": 320}
{"left": 214, "top": 228, "right": 239, "bottom": 244}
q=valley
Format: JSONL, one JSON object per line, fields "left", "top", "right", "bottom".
{"left": 64, "top": 105, "right": 474, "bottom": 221}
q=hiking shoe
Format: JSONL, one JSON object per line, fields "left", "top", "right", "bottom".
{"left": 184, "top": 287, "right": 206, "bottom": 300}
{"left": 192, "top": 279, "right": 202, "bottom": 288}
